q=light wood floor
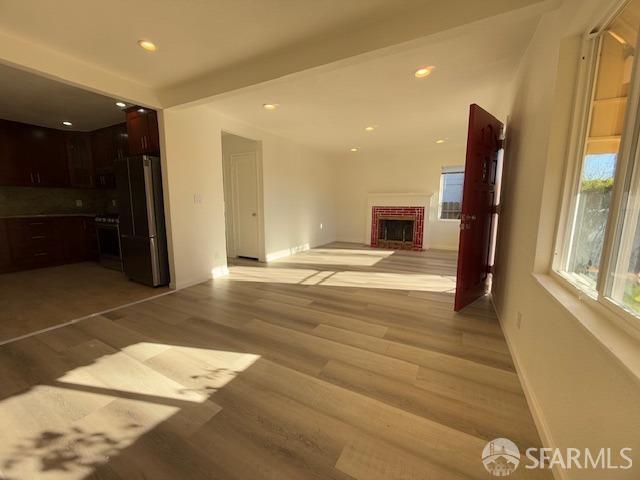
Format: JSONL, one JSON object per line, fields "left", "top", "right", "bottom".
{"left": 0, "top": 243, "right": 550, "bottom": 479}
{"left": 0, "top": 262, "right": 168, "bottom": 343}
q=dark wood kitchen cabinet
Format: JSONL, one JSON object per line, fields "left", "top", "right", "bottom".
{"left": 0, "top": 120, "right": 31, "bottom": 186}
{"left": 7, "top": 218, "right": 63, "bottom": 269}
{"left": 0, "top": 220, "right": 11, "bottom": 270}
{"left": 126, "top": 107, "right": 159, "bottom": 155}
{"left": 22, "top": 125, "right": 69, "bottom": 187}
{"left": 0, "top": 118, "right": 129, "bottom": 189}
{"left": 92, "top": 122, "right": 127, "bottom": 188}
{"left": 58, "top": 217, "right": 97, "bottom": 262}
{"left": 1, "top": 216, "right": 98, "bottom": 273}
{"left": 66, "top": 132, "right": 94, "bottom": 188}
{"left": 0, "top": 120, "right": 69, "bottom": 187}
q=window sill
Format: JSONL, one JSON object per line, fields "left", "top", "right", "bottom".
{"left": 533, "top": 272, "right": 640, "bottom": 384}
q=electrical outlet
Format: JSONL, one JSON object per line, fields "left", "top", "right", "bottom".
{"left": 516, "top": 311, "right": 523, "bottom": 329}
{"left": 75, "top": 199, "right": 83, "bottom": 207}
{"left": 193, "top": 193, "right": 203, "bottom": 205}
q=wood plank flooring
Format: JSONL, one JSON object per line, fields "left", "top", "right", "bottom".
{"left": 0, "top": 243, "right": 550, "bottom": 479}
{"left": 0, "top": 262, "right": 168, "bottom": 342}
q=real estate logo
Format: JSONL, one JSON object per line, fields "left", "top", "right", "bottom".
{"left": 482, "top": 438, "right": 521, "bottom": 476}
{"left": 481, "top": 438, "right": 634, "bottom": 475}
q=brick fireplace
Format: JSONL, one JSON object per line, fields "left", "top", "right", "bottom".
{"left": 370, "top": 206, "right": 425, "bottom": 250}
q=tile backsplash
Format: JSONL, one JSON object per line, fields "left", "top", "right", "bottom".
{"left": 0, "top": 186, "right": 118, "bottom": 217}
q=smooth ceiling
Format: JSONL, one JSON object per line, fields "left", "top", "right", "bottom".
{"left": 0, "top": 63, "right": 126, "bottom": 131}
{"left": 0, "top": 0, "right": 550, "bottom": 106}
{"left": 0, "top": 0, "right": 426, "bottom": 89}
{"left": 205, "top": 13, "right": 542, "bottom": 155}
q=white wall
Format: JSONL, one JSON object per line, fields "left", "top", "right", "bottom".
{"left": 219, "top": 114, "right": 337, "bottom": 262}
{"left": 161, "top": 105, "right": 229, "bottom": 289}
{"left": 161, "top": 106, "right": 337, "bottom": 288}
{"left": 494, "top": 1, "right": 640, "bottom": 478}
{"left": 334, "top": 145, "right": 466, "bottom": 250}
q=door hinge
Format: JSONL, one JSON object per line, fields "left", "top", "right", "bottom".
{"left": 486, "top": 265, "right": 494, "bottom": 274}
{"left": 491, "top": 204, "right": 501, "bottom": 215}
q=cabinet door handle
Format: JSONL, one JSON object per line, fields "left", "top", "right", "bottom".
{"left": 31, "top": 235, "right": 46, "bottom": 239}
{"left": 30, "top": 173, "right": 34, "bottom": 184}
{"left": 28, "top": 222, "right": 44, "bottom": 226}
{"left": 34, "top": 252, "right": 48, "bottom": 257}
{"left": 141, "top": 137, "right": 144, "bottom": 150}
{"left": 36, "top": 172, "right": 41, "bottom": 184}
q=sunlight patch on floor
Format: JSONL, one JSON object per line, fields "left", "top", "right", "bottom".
{"left": 272, "top": 248, "right": 394, "bottom": 267}
{"left": 0, "top": 343, "right": 260, "bottom": 479}
{"left": 226, "top": 265, "right": 456, "bottom": 292}
{"left": 226, "top": 266, "right": 320, "bottom": 284}
{"left": 314, "top": 270, "right": 456, "bottom": 292}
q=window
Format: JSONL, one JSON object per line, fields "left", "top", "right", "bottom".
{"left": 556, "top": 0, "right": 640, "bottom": 326}
{"left": 440, "top": 166, "right": 464, "bottom": 220}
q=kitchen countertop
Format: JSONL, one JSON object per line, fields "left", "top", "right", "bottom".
{"left": 0, "top": 213, "right": 99, "bottom": 219}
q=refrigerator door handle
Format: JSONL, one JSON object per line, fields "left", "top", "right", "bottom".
{"left": 143, "top": 158, "right": 157, "bottom": 237}
{"left": 126, "top": 158, "right": 136, "bottom": 236}
{"left": 149, "top": 236, "right": 161, "bottom": 286}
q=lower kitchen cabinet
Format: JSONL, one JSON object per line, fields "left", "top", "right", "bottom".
{"left": 0, "top": 220, "right": 11, "bottom": 269}
{"left": 0, "top": 216, "right": 99, "bottom": 273}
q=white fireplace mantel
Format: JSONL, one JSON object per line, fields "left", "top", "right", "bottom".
{"left": 365, "top": 192, "right": 433, "bottom": 247}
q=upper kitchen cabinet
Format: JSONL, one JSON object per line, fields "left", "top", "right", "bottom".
{"left": 22, "top": 125, "right": 69, "bottom": 187}
{"left": 66, "top": 132, "right": 93, "bottom": 188}
{"left": 0, "top": 120, "right": 68, "bottom": 187}
{"left": 0, "top": 120, "right": 30, "bottom": 186}
{"left": 126, "top": 107, "right": 160, "bottom": 155}
{"left": 92, "top": 122, "right": 127, "bottom": 188}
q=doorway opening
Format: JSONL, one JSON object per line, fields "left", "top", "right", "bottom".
{"left": 221, "top": 132, "right": 265, "bottom": 262}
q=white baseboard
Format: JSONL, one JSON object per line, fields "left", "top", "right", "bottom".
{"left": 491, "top": 297, "right": 568, "bottom": 480}
{"left": 426, "top": 244, "right": 458, "bottom": 251}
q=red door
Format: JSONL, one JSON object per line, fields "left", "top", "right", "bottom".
{"left": 454, "top": 104, "right": 503, "bottom": 311}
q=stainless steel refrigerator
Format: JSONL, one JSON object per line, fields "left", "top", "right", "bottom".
{"left": 115, "top": 155, "right": 170, "bottom": 287}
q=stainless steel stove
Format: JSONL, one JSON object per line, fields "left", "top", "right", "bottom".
{"left": 95, "top": 214, "right": 122, "bottom": 270}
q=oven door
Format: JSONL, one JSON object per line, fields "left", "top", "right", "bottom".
{"left": 96, "top": 224, "right": 122, "bottom": 270}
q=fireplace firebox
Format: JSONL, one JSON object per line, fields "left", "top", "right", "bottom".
{"left": 377, "top": 216, "right": 415, "bottom": 249}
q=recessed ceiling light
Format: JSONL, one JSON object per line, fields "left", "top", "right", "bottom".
{"left": 138, "top": 40, "right": 157, "bottom": 52}
{"left": 115, "top": 101, "right": 127, "bottom": 108}
{"left": 365, "top": 126, "right": 375, "bottom": 132}
{"left": 263, "top": 103, "right": 279, "bottom": 111}
{"left": 435, "top": 139, "right": 446, "bottom": 144}
{"left": 414, "top": 66, "right": 435, "bottom": 78}
{"left": 350, "top": 147, "right": 359, "bottom": 152}
{"left": 62, "top": 121, "right": 73, "bottom": 127}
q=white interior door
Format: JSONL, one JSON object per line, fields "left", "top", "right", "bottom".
{"left": 232, "top": 152, "right": 260, "bottom": 258}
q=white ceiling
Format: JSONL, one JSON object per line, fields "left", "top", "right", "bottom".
{"left": 0, "top": 0, "right": 550, "bottom": 107}
{"left": 0, "top": 63, "right": 126, "bottom": 131}
{"left": 206, "top": 12, "right": 542, "bottom": 155}
{"left": 0, "top": 0, "right": 427, "bottom": 90}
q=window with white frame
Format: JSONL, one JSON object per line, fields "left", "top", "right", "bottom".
{"left": 556, "top": 0, "right": 640, "bottom": 324}
{"left": 439, "top": 166, "right": 464, "bottom": 220}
